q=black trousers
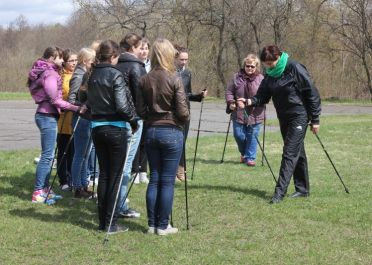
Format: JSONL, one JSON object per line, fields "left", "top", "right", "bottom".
{"left": 57, "top": 133, "right": 74, "bottom": 186}
{"left": 92, "top": 126, "right": 128, "bottom": 229}
{"left": 275, "top": 116, "right": 309, "bottom": 196}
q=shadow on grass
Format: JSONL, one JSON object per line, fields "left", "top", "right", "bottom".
{"left": 188, "top": 183, "right": 271, "bottom": 200}
{"left": 2, "top": 171, "right": 146, "bottom": 232}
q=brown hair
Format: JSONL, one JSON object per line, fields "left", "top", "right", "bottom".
{"left": 141, "top": 37, "right": 151, "bottom": 49}
{"left": 42, "top": 46, "right": 63, "bottom": 60}
{"left": 174, "top": 44, "right": 188, "bottom": 58}
{"left": 97, "top": 40, "right": 120, "bottom": 62}
{"left": 120, "top": 33, "right": 142, "bottom": 52}
{"left": 260, "top": 45, "right": 282, "bottom": 62}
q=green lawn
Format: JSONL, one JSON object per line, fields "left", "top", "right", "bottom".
{"left": 0, "top": 91, "right": 31, "bottom": 100}
{"left": 0, "top": 115, "right": 371, "bottom": 264}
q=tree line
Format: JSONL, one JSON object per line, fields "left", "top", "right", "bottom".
{"left": 0, "top": 0, "right": 371, "bottom": 100}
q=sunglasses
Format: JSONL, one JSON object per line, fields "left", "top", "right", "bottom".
{"left": 245, "top": 65, "right": 255, "bottom": 69}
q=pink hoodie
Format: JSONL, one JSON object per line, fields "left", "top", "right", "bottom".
{"left": 28, "top": 59, "right": 79, "bottom": 114}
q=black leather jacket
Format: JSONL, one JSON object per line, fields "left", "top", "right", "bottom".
{"left": 87, "top": 63, "right": 138, "bottom": 124}
{"left": 176, "top": 68, "right": 203, "bottom": 109}
{"left": 251, "top": 59, "right": 321, "bottom": 124}
{"left": 116, "top": 53, "right": 146, "bottom": 105}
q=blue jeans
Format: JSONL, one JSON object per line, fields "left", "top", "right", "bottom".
{"left": 233, "top": 121, "right": 261, "bottom": 161}
{"left": 34, "top": 113, "right": 58, "bottom": 191}
{"left": 71, "top": 115, "right": 91, "bottom": 189}
{"left": 87, "top": 144, "right": 99, "bottom": 179}
{"left": 145, "top": 126, "right": 184, "bottom": 229}
{"left": 118, "top": 120, "right": 143, "bottom": 213}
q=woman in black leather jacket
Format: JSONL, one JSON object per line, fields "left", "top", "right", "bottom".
{"left": 87, "top": 40, "right": 138, "bottom": 233}
{"left": 242, "top": 45, "right": 321, "bottom": 204}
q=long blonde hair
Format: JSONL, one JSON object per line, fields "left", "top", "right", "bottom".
{"left": 150, "top": 38, "right": 176, "bottom": 73}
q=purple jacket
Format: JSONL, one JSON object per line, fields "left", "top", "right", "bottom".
{"left": 28, "top": 59, "right": 79, "bottom": 114}
{"left": 225, "top": 70, "right": 265, "bottom": 125}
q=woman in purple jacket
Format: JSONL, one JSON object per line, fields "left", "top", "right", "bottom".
{"left": 225, "top": 54, "right": 265, "bottom": 166}
{"left": 28, "top": 47, "right": 82, "bottom": 204}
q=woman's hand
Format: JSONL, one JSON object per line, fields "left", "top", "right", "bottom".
{"left": 236, "top": 98, "right": 246, "bottom": 109}
{"left": 229, "top": 103, "right": 236, "bottom": 111}
{"left": 310, "top": 124, "right": 320, "bottom": 134}
{"left": 201, "top": 89, "right": 208, "bottom": 98}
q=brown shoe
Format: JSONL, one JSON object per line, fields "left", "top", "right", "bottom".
{"left": 74, "top": 188, "right": 92, "bottom": 199}
{"left": 176, "top": 165, "right": 185, "bottom": 182}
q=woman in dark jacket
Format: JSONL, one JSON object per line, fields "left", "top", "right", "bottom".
{"left": 225, "top": 54, "right": 265, "bottom": 167}
{"left": 137, "top": 38, "right": 190, "bottom": 235}
{"left": 242, "top": 45, "right": 321, "bottom": 204}
{"left": 87, "top": 40, "right": 138, "bottom": 233}
{"left": 115, "top": 33, "right": 148, "bottom": 220}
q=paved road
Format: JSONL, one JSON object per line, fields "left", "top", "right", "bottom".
{"left": 1, "top": 100, "right": 372, "bottom": 150}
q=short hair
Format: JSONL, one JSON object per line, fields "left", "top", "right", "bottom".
{"left": 97, "top": 40, "right": 120, "bottom": 62}
{"left": 141, "top": 37, "right": 151, "bottom": 49}
{"left": 260, "top": 45, "right": 282, "bottom": 62}
{"left": 77, "top": 48, "right": 96, "bottom": 65}
{"left": 174, "top": 44, "right": 188, "bottom": 58}
{"left": 120, "top": 33, "right": 142, "bottom": 52}
{"left": 42, "top": 46, "right": 63, "bottom": 60}
{"left": 151, "top": 38, "right": 176, "bottom": 73}
{"left": 242, "top": 54, "right": 261, "bottom": 73}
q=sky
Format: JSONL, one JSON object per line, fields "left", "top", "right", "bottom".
{"left": 0, "top": 1, "right": 76, "bottom": 28}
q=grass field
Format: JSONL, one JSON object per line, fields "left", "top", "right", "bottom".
{"left": 0, "top": 115, "right": 371, "bottom": 265}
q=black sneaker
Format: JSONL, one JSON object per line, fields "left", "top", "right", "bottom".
{"left": 118, "top": 208, "right": 141, "bottom": 218}
{"left": 107, "top": 224, "right": 129, "bottom": 235}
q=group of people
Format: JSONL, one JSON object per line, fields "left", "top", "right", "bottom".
{"left": 28, "top": 37, "right": 321, "bottom": 235}
{"left": 28, "top": 34, "right": 206, "bottom": 234}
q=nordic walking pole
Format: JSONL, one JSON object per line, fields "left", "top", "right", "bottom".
{"left": 45, "top": 115, "right": 81, "bottom": 203}
{"left": 243, "top": 109, "right": 277, "bottom": 183}
{"left": 261, "top": 105, "right": 267, "bottom": 166}
{"left": 314, "top": 133, "right": 350, "bottom": 194}
{"left": 183, "top": 143, "right": 190, "bottom": 230}
{"left": 255, "top": 134, "right": 277, "bottom": 183}
{"left": 191, "top": 94, "right": 205, "bottom": 180}
{"left": 117, "top": 171, "right": 139, "bottom": 213}
{"left": 103, "top": 137, "right": 134, "bottom": 245}
{"left": 220, "top": 114, "right": 232, "bottom": 163}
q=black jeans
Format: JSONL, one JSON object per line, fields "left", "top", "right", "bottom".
{"left": 57, "top": 133, "right": 74, "bottom": 186}
{"left": 92, "top": 126, "right": 129, "bottom": 229}
{"left": 275, "top": 116, "right": 309, "bottom": 196}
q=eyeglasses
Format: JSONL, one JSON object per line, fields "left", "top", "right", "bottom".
{"left": 245, "top": 65, "right": 256, "bottom": 69}
{"left": 67, "top": 59, "right": 78, "bottom": 63}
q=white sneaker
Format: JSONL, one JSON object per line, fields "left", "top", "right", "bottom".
{"left": 147, "top": 227, "right": 156, "bottom": 234}
{"left": 132, "top": 173, "right": 140, "bottom": 184}
{"left": 34, "top": 156, "right": 40, "bottom": 164}
{"left": 139, "top": 172, "right": 149, "bottom": 184}
{"left": 157, "top": 224, "right": 178, "bottom": 236}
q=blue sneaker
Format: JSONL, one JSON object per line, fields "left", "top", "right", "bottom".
{"left": 44, "top": 188, "right": 63, "bottom": 200}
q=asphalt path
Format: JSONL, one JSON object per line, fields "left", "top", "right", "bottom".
{"left": 1, "top": 100, "right": 372, "bottom": 150}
